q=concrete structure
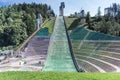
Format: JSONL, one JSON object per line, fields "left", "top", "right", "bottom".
{"left": 36, "top": 13, "right": 42, "bottom": 29}
{"left": 59, "top": 2, "right": 65, "bottom": 16}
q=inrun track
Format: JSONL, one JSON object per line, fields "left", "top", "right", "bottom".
{"left": 43, "top": 16, "right": 76, "bottom": 72}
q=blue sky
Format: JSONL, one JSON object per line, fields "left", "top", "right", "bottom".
{"left": 0, "top": 0, "right": 120, "bottom": 16}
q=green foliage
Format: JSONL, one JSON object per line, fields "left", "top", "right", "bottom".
{"left": 87, "top": 3, "right": 120, "bottom": 37}
{"left": 0, "top": 3, "right": 55, "bottom": 49}
{"left": 86, "top": 12, "right": 90, "bottom": 23}
{"left": 94, "top": 18, "right": 120, "bottom": 36}
{"left": 67, "top": 18, "right": 81, "bottom": 30}
{"left": 68, "top": 3, "right": 120, "bottom": 37}
{"left": 86, "top": 12, "right": 92, "bottom": 29}
{"left": 95, "top": 7, "right": 102, "bottom": 22}
{"left": 65, "top": 17, "right": 77, "bottom": 29}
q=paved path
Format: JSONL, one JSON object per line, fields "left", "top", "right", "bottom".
{"left": 43, "top": 16, "right": 76, "bottom": 71}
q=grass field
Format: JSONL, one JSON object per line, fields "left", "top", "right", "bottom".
{"left": 65, "top": 17, "right": 77, "bottom": 28}
{"left": 43, "top": 18, "right": 55, "bottom": 34}
{"left": 0, "top": 72, "right": 120, "bottom": 80}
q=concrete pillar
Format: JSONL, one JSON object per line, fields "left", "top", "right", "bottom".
{"left": 36, "top": 13, "right": 42, "bottom": 29}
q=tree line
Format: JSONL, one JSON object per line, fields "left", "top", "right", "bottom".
{"left": 69, "top": 3, "right": 120, "bottom": 37}
{"left": 0, "top": 3, "right": 55, "bottom": 50}
{"left": 93, "top": 3, "right": 120, "bottom": 36}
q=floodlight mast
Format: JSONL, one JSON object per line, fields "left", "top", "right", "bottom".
{"left": 59, "top": 2, "right": 65, "bottom": 16}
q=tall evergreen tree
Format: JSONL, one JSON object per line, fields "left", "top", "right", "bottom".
{"left": 86, "top": 12, "right": 91, "bottom": 29}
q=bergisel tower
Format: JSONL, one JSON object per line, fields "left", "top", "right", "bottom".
{"left": 59, "top": 2, "right": 65, "bottom": 16}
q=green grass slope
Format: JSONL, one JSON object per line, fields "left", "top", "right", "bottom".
{"left": 0, "top": 72, "right": 120, "bottom": 80}
{"left": 70, "top": 27, "right": 120, "bottom": 40}
{"left": 65, "top": 17, "right": 77, "bottom": 28}
{"left": 43, "top": 18, "right": 55, "bottom": 34}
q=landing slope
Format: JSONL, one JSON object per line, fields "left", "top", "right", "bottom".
{"left": 70, "top": 27, "right": 120, "bottom": 40}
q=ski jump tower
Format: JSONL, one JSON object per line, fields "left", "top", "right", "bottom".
{"left": 59, "top": 2, "right": 65, "bottom": 16}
